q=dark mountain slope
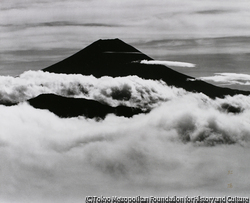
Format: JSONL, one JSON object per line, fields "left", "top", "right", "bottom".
{"left": 28, "top": 94, "right": 145, "bottom": 118}
{"left": 43, "top": 38, "right": 152, "bottom": 76}
{"left": 43, "top": 39, "right": 250, "bottom": 98}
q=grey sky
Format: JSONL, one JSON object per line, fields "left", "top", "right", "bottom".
{"left": 1, "top": 0, "right": 250, "bottom": 51}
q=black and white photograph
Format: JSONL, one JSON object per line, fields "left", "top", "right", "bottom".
{"left": 0, "top": 0, "right": 250, "bottom": 202}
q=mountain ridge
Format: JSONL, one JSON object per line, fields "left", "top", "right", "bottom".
{"left": 28, "top": 94, "right": 146, "bottom": 118}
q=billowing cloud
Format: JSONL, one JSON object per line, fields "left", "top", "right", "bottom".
{"left": 0, "top": 71, "right": 186, "bottom": 109}
{"left": 0, "top": 72, "right": 250, "bottom": 202}
{"left": 198, "top": 73, "right": 250, "bottom": 86}
{"left": 140, "top": 60, "right": 196, "bottom": 68}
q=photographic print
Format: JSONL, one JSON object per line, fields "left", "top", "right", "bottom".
{"left": 0, "top": 1, "right": 250, "bottom": 202}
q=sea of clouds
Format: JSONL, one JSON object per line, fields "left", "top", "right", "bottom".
{"left": 1, "top": 0, "right": 250, "bottom": 201}
{"left": 0, "top": 72, "right": 250, "bottom": 202}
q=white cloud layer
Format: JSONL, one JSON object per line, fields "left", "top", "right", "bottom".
{"left": 140, "top": 60, "right": 196, "bottom": 68}
{"left": 0, "top": 71, "right": 186, "bottom": 109}
{"left": 198, "top": 73, "right": 250, "bottom": 86}
{"left": 0, "top": 72, "right": 250, "bottom": 202}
